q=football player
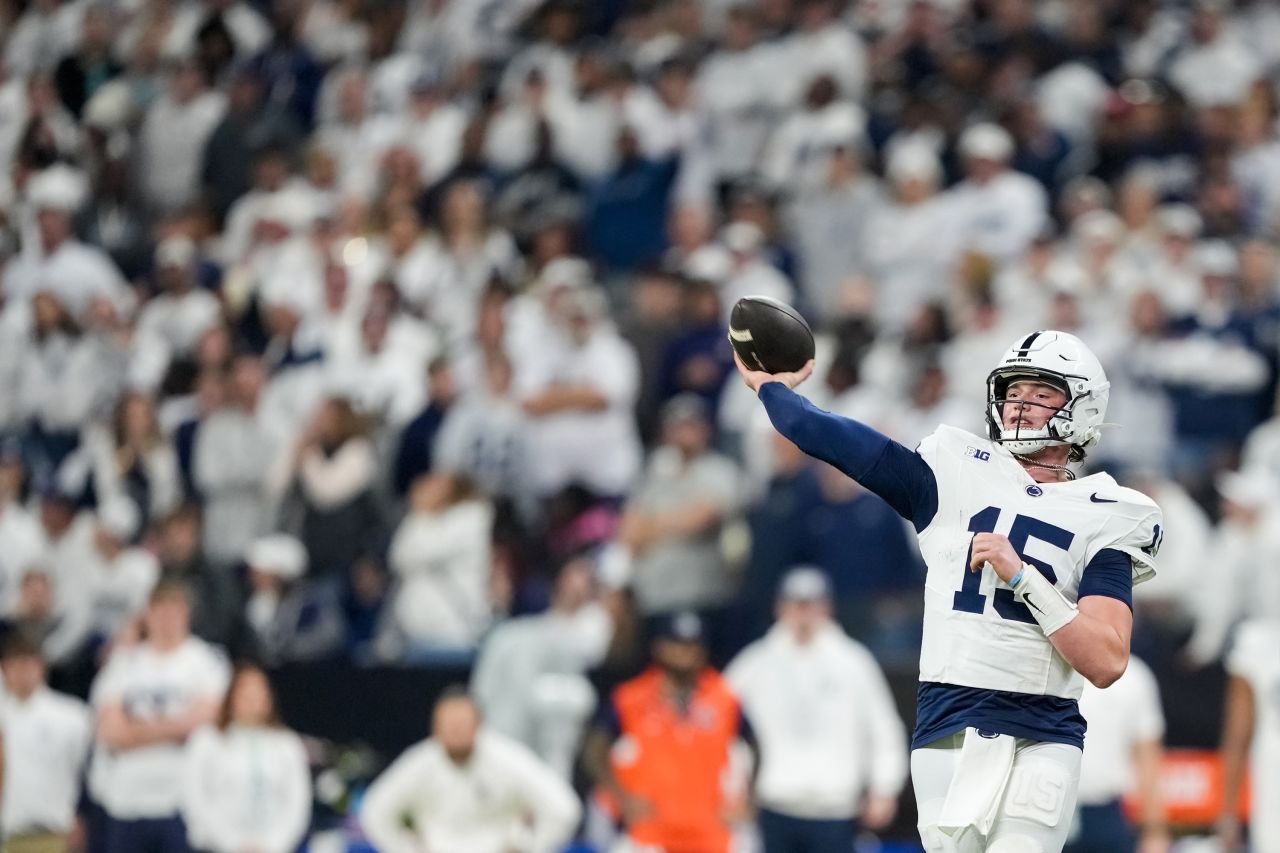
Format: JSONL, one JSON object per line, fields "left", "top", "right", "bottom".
{"left": 736, "top": 329, "right": 1162, "bottom": 853}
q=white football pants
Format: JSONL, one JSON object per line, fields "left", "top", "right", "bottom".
{"left": 913, "top": 731, "right": 1082, "bottom": 853}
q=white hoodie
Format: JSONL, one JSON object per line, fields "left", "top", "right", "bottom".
{"left": 727, "top": 621, "right": 908, "bottom": 819}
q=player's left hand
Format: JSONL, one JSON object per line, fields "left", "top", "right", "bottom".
{"left": 1137, "top": 830, "right": 1171, "bottom": 853}
{"left": 970, "top": 533, "right": 1022, "bottom": 583}
{"left": 859, "top": 793, "right": 897, "bottom": 829}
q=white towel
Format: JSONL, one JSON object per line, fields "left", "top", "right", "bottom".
{"left": 937, "top": 728, "right": 1018, "bottom": 842}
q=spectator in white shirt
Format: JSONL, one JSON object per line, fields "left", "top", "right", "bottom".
{"left": 430, "top": 180, "right": 522, "bottom": 344}
{"left": 543, "top": 51, "right": 626, "bottom": 180}
{"left": 863, "top": 142, "right": 958, "bottom": 333}
{"left": 471, "top": 553, "right": 613, "bottom": 778}
{"left": 726, "top": 567, "right": 908, "bottom": 853}
{"left": 1167, "top": 0, "right": 1262, "bottom": 109}
{"left": 1068, "top": 655, "right": 1169, "bottom": 853}
{"left": 8, "top": 566, "right": 91, "bottom": 671}
{"left": 18, "top": 292, "right": 120, "bottom": 484}
{"left": 60, "top": 391, "right": 183, "bottom": 526}
{"left": 325, "top": 293, "right": 436, "bottom": 426}
{"left": 315, "top": 68, "right": 394, "bottom": 201}
{"left": 3, "top": 0, "right": 82, "bottom": 76}
{"left": 0, "top": 632, "right": 93, "bottom": 853}
{"left": 945, "top": 122, "right": 1049, "bottom": 265}
{"left": 774, "top": 0, "right": 868, "bottom": 107}
{"left": 786, "top": 140, "right": 883, "bottom": 323}
{"left": 1219, "top": 617, "right": 1280, "bottom": 853}
{"left": 620, "top": 394, "right": 744, "bottom": 618}
{"left": 135, "top": 59, "right": 227, "bottom": 215}
{"left": 400, "top": 72, "right": 468, "bottom": 187}
{"left": 695, "top": 5, "right": 774, "bottom": 185}
{"left": 516, "top": 285, "right": 643, "bottom": 498}
{"left": 84, "top": 496, "right": 159, "bottom": 647}
{"left": 181, "top": 664, "right": 312, "bottom": 853}
{"left": 1185, "top": 469, "right": 1280, "bottom": 666}
{"left": 434, "top": 348, "right": 535, "bottom": 516}
{"left": 0, "top": 443, "right": 46, "bottom": 617}
{"left": 193, "top": 354, "right": 284, "bottom": 568}
{"left": 718, "top": 221, "right": 795, "bottom": 324}
{"left": 761, "top": 77, "right": 865, "bottom": 196}
{"left": 361, "top": 688, "right": 581, "bottom": 853}
{"left": 89, "top": 579, "right": 231, "bottom": 853}
{"left": 498, "top": 0, "right": 580, "bottom": 102}
{"left": 130, "top": 236, "right": 222, "bottom": 391}
{"left": 386, "top": 472, "right": 494, "bottom": 658}
{"left": 300, "top": 0, "right": 369, "bottom": 65}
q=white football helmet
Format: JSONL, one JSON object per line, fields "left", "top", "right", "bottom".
{"left": 985, "top": 330, "right": 1110, "bottom": 459}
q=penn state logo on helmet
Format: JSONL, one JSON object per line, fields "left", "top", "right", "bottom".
{"left": 985, "top": 330, "right": 1109, "bottom": 460}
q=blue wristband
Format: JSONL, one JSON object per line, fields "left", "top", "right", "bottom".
{"left": 1010, "top": 567, "right": 1025, "bottom": 590}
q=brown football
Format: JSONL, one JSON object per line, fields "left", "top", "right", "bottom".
{"left": 728, "top": 296, "right": 815, "bottom": 374}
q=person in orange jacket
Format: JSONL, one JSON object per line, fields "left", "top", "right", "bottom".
{"left": 584, "top": 611, "right": 756, "bottom": 853}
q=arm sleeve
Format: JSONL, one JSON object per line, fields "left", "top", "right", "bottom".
{"left": 392, "top": 419, "right": 432, "bottom": 496}
{"left": 89, "top": 658, "right": 125, "bottom": 708}
{"left": 593, "top": 697, "right": 622, "bottom": 740}
{"left": 181, "top": 730, "right": 240, "bottom": 852}
{"left": 298, "top": 440, "right": 376, "bottom": 509}
{"left": 1127, "top": 660, "right": 1166, "bottom": 743}
{"left": 360, "top": 749, "right": 428, "bottom": 853}
{"left": 508, "top": 742, "right": 582, "bottom": 853}
{"left": 260, "top": 735, "right": 313, "bottom": 853}
{"left": 1077, "top": 548, "right": 1134, "bottom": 610}
{"left": 856, "top": 648, "right": 909, "bottom": 798}
{"left": 146, "top": 445, "right": 184, "bottom": 517}
{"left": 758, "top": 383, "right": 938, "bottom": 530}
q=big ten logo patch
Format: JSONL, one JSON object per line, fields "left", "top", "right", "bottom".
{"left": 966, "top": 447, "right": 991, "bottom": 462}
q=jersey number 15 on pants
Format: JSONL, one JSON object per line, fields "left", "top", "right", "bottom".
{"left": 953, "top": 507, "right": 1075, "bottom": 624}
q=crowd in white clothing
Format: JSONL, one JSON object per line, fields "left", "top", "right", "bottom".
{"left": 3, "top": 0, "right": 1280, "bottom": 848}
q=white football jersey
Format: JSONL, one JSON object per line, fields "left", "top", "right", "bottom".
{"left": 916, "top": 426, "right": 1161, "bottom": 700}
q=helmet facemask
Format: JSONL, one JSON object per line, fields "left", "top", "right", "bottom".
{"left": 986, "top": 330, "right": 1111, "bottom": 465}
{"left": 986, "top": 369, "right": 1080, "bottom": 457}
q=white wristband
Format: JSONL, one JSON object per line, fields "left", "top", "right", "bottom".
{"left": 1010, "top": 563, "right": 1078, "bottom": 636}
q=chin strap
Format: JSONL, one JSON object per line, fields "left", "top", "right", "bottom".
{"left": 1011, "top": 452, "right": 1077, "bottom": 481}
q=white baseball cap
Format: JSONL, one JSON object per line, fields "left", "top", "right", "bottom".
{"left": 1217, "top": 468, "right": 1277, "bottom": 508}
{"left": 246, "top": 534, "right": 308, "bottom": 580}
{"left": 722, "top": 221, "right": 764, "bottom": 255}
{"left": 1158, "top": 204, "right": 1203, "bottom": 239}
{"left": 959, "top": 123, "right": 1014, "bottom": 162}
{"left": 1195, "top": 240, "right": 1239, "bottom": 278}
{"left": 27, "top": 165, "right": 87, "bottom": 212}
{"left": 97, "top": 495, "right": 141, "bottom": 541}
{"left": 887, "top": 141, "right": 942, "bottom": 184}
{"left": 155, "top": 235, "right": 197, "bottom": 269}
{"left": 778, "top": 566, "right": 832, "bottom": 602}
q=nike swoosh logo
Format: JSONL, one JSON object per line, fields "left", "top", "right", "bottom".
{"left": 1090, "top": 493, "right": 1118, "bottom": 503}
{"left": 1023, "top": 593, "right": 1043, "bottom": 614}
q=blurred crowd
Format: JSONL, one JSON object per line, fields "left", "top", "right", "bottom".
{"left": 4, "top": 0, "right": 1280, "bottom": 848}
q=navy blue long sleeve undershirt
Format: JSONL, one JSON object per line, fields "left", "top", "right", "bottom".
{"left": 758, "top": 382, "right": 939, "bottom": 531}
